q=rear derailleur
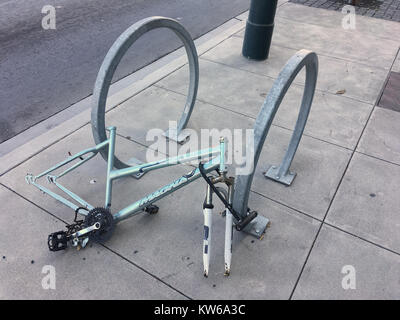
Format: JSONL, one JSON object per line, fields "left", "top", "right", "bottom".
{"left": 47, "top": 207, "right": 115, "bottom": 251}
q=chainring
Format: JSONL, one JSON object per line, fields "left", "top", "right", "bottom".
{"left": 84, "top": 207, "right": 115, "bottom": 243}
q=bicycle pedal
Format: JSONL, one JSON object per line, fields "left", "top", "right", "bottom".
{"left": 48, "top": 231, "right": 68, "bottom": 251}
{"left": 144, "top": 204, "right": 159, "bottom": 214}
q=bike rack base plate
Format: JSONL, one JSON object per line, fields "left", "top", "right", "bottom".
{"left": 242, "top": 215, "right": 270, "bottom": 239}
{"left": 163, "top": 128, "right": 191, "bottom": 144}
{"left": 127, "top": 157, "right": 146, "bottom": 179}
{"left": 264, "top": 165, "right": 296, "bottom": 186}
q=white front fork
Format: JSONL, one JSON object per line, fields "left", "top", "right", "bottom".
{"left": 224, "top": 208, "right": 233, "bottom": 276}
{"left": 202, "top": 165, "right": 234, "bottom": 277}
{"left": 203, "top": 207, "right": 212, "bottom": 277}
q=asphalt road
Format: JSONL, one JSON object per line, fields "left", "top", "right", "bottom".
{"left": 0, "top": 0, "right": 249, "bottom": 143}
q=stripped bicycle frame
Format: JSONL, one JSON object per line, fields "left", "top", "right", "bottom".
{"left": 26, "top": 126, "right": 224, "bottom": 221}
{"left": 25, "top": 126, "right": 243, "bottom": 276}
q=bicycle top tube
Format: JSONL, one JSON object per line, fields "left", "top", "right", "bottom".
{"left": 26, "top": 127, "right": 228, "bottom": 224}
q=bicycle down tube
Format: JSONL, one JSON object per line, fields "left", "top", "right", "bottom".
{"left": 26, "top": 126, "right": 223, "bottom": 223}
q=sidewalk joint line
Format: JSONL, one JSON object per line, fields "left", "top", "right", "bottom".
{"left": 198, "top": 29, "right": 245, "bottom": 58}
{"left": 0, "top": 121, "right": 90, "bottom": 178}
{"left": 0, "top": 182, "right": 71, "bottom": 225}
{"left": 0, "top": 181, "right": 192, "bottom": 300}
{"left": 355, "top": 150, "right": 400, "bottom": 168}
{"left": 198, "top": 56, "right": 378, "bottom": 105}
{"left": 100, "top": 245, "right": 193, "bottom": 300}
{"left": 270, "top": 42, "right": 393, "bottom": 71}
{"left": 288, "top": 53, "right": 393, "bottom": 300}
{"left": 277, "top": 15, "right": 400, "bottom": 43}
{"left": 323, "top": 222, "right": 400, "bottom": 258}
{"left": 250, "top": 189, "right": 323, "bottom": 223}
{"left": 229, "top": 32, "right": 394, "bottom": 71}
{"left": 154, "top": 84, "right": 354, "bottom": 152}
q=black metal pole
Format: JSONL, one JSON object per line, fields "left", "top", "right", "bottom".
{"left": 242, "top": 0, "right": 278, "bottom": 60}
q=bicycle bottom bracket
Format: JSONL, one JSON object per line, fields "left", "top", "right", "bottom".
{"left": 84, "top": 207, "right": 115, "bottom": 243}
{"left": 48, "top": 231, "right": 68, "bottom": 251}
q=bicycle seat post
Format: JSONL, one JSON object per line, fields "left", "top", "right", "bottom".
{"left": 219, "top": 137, "right": 227, "bottom": 174}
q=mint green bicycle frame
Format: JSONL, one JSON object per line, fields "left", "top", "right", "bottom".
{"left": 25, "top": 126, "right": 226, "bottom": 223}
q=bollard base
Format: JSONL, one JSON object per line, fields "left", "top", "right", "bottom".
{"left": 242, "top": 21, "right": 275, "bottom": 61}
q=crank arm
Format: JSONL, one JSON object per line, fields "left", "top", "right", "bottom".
{"left": 71, "top": 222, "right": 100, "bottom": 238}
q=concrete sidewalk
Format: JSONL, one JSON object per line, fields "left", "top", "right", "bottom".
{"left": 1, "top": 1, "right": 400, "bottom": 299}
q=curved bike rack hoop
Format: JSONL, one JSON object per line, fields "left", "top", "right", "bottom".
{"left": 232, "top": 49, "right": 318, "bottom": 237}
{"left": 91, "top": 16, "right": 199, "bottom": 170}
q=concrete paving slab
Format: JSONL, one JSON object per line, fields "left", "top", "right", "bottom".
{"left": 312, "top": 54, "right": 387, "bottom": 105}
{"left": 357, "top": 107, "right": 400, "bottom": 165}
{"left": 99, "top": 189, "right": 320, "bottom": 299}
{"left": 271, "top": 88, "right": 372, "bottom": 150}
{"left": 105, "top": 86, "right": 187, "bottom": 146}
{"left": 278, "top": 3, "right": 400, "bottom": 42}
{"left": 158, "top": 58, "right": 274, "bottom": 119}
{"left": 326, "top": 152, "right": 400, "bottom": 254}
{"left": 37, "top": 87, "right": 352, "bottom": 223}
{"left": 249, "top": 125, "right": 352, "bottom": 220}
{"left": 101, "top": 74, "right": 370, "bottom": 153}
{"left": 202, "top": 37, "right": 296, "bottom": 79}
{"left": 203, "top": 37, "right": 387, "bottom": 104}
{"left": 105, "top": 86, "right": 255, "bottom": 148}
{"left": 0, "top": 121, "right": 321, "bottom": 299}
{"left": 158, "top": 58, "right": 372, "bottom": 149}
{"left": 0, "top": 185, "right": 186, "bottom": 299}
{"left": 235, "top": 17, "right": 399, "bottom": 70}
{"left": 292, "top": 224, "right": 400, "bottom": 299}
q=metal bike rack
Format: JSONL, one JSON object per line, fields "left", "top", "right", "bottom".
{"left": 232, "top": 49, "right": 318, "bottom": 238}
{"left": 91, "top": 16, "right": 199, "bottom": 172}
